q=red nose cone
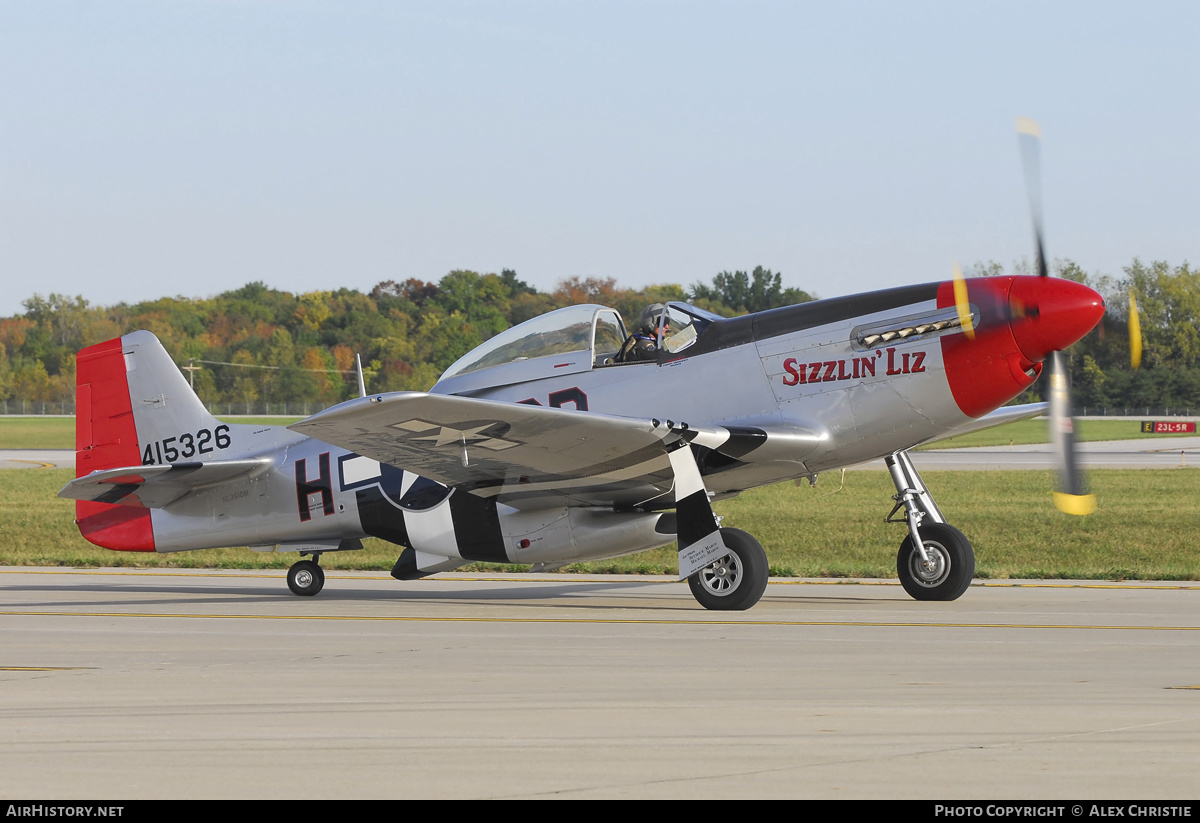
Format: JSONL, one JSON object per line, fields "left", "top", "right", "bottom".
{"left": 1007, "top": 277, "right": 1105, "bottom": 363}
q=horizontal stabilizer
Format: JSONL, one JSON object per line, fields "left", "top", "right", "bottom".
{"left": 59, "top": 458, "right": 274, "bottom": 509}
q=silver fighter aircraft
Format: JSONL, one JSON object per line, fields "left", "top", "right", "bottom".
{"left": 59, "top": 122, "right": 1106, "bottom": 611}
{"left": 59, "top": 271, "right": 1103, "bottom": 610}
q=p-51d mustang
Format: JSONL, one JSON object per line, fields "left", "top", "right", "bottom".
{"left": 59, "top": 123, "right": 1106, "bottom": 611}
{"left": 60, "top": 272, "right": 1103, "bottom": 610}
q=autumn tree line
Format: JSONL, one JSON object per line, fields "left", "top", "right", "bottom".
{"left": 0, "top": 260, "right": 1195, "bottom": 415}
{"left": 0, "top": 267, "right": 810, "bottom": 413}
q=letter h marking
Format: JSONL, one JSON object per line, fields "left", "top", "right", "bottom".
{"left": 295, "top": 452, "right": 334, "bottom": 522}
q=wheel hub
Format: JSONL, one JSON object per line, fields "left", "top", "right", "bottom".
{"left": 295, "top": 569, "right": 313, "bottom": 588}
{"left": 910, "top": 543, "right": 949, "bottom": 585}
{"left": 700, "top": 553, "right": 741, "bottom": 595}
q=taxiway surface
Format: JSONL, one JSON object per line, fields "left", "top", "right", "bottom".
{"left": 5, "top": 436, "right": 1200, "bottom": 472}
{"left": 2, "top": 568, "right": 1197, "bottom": 799}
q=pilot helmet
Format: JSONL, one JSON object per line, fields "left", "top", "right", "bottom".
{"left": 640, "top": 303, "right": 668, "bottom": 335}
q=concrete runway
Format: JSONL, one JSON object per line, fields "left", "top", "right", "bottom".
{"left": 3, "top": 436, "right": 1198, "bottom": 798}
{"left": 0, "top": 449, "right": 75, "bottom": 469}
{"left": 2, "top": 567, "right": 1198, "bottom": 799}
{"left": 6, "top": 436, "right": 1200, "bottom": 473}
{"left": 899, "top": 437, "right": 1200, "bottom": 471}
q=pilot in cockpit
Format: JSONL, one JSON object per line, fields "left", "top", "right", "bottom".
{"left": 615, "top": 303, "right": 669, "bottom": 363}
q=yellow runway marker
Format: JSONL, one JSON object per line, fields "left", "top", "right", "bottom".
{"left": 2, "top": 609, "right": 1197, "bottom": 632}
{"left": 3, "top": 568, "right": 1199, "bottom": 591}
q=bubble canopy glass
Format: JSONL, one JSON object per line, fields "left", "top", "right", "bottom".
{"left": 436, "top": 301, "right": 719, "bottom": 390}
{"left": 440, "top": 304, "right": 618, "bottom": 380}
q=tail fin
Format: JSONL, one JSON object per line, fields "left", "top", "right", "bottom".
{"left": 74, "top": 331, "right": 220, "bottom": 550}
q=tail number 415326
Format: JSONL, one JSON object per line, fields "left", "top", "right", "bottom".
{"left": 141, "top": 425, "right": 232, "bottom": 465}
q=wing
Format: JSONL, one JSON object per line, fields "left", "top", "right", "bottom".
{"left": 289, "top": 392, "right": 819, "bottom": 509}
{"left": 59, "top": 458, "right": 274, "bottom": 509}
{"left": 924, "top": 402, "right": 1048, "bottom": 444}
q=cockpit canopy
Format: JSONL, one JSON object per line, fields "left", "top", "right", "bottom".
{"left": 439, "top": 304, "right": 623, "bottom": 380}
{"left": 652, "top": 302, "right": 723, "bottom": 354}
{"left": 432, "top": 301, "right": 720, "bottom": 395}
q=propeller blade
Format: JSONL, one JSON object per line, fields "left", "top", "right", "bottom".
{"left": 1017, "top": 116, "right": 1095, "bottom": 515}
{"left": 1016, "top": 116, "right": 1049, "bottom": 279}
{"left": 1047, "top": 351, "right": 1095, "bottom": 515}
{"left": 952, "top": 261, "right": 975, "bottom": 340}
{"left": 1128, "top": 290, "right": 1143, "bottom": 369}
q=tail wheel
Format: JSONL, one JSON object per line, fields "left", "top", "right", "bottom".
{"left": 287, "top": 559, "right": 325, "bottom": 597}
{"left": 687, "top": 528, "right": 769, "bottom": 611}
{"left": 896, "top": 523, "right": 974, "bottom": 601}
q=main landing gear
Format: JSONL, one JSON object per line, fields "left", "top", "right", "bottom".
{"left": 886, "top": 450, "right": 975, "bottom": 601}
{"left": 687, "top": 528, "right": 770, "bottom": 611}
{"left": 287, "top": 554, "right": 325, "bottom": 596}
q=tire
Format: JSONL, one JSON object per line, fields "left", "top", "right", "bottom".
{"left": 287, "top": 559, "right": 325, "bottom": 597}
{"left": 687, "top": 528, "right": 769, "bottom": 611}
{"left": 896, "top": 522, "right": 974, "bottom": 601}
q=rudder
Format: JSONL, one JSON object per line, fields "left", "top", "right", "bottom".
{"left": 74, "top": 331, "right": 220, "bottom": 551}
{"left": 75, "top": 335, "right": 153, "bottom": 550}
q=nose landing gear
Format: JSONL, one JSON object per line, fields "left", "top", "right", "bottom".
{"left": 886, "top": 450, "right": 975, "bottom": 601}
{"left": 896, "top": 522, "right": 975, "bottom": 601}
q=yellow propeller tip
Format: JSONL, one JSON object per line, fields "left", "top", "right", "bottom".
{"left": 1015, "top": 116, "right": 1042, "bottom": 137}
{"left": 1053, "top": 492, "right": 1097, "bottom": 516}
{"left": 952, "top": 263, "right": 976, "bottom": 340}
{"left": 1128, "top": 290, "right": 1142, "bottom": 370}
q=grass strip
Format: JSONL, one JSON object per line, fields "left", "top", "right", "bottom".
{"left": 5, "top": 467, "right": 1196, "bottom": 581}
{"left": 0, "top": 416, "right": 302, "bottom": 449}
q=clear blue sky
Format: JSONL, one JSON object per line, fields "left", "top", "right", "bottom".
{"left": 1, "top": 1, "right": 1196, "bottom": 317}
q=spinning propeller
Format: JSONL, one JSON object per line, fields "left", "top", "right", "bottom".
{"left": 949, "top": 119, "right": 1102, "bottom": 514}
{"left": 1015, "top": 116, "right": 1095, "bottom": 515}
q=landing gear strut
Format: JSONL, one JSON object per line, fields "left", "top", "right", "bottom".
{"left": 885, "top": 450, "right": 974, "bottom": 601}
{"left": 287, "top": 554, "right": 325, "bottom": 597}
{"left": 688, "top": 528, "right": 769, "bottom": 611}
{"left": 668, "top": 438, "right": 769, "bottom": 611}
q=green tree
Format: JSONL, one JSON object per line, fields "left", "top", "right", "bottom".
{"left": 690, "top": 266, "right": 814, "bottom": 315}
{"left": 434, "top": 270, "right": 511, "bottom": 340}
{"left": 1123, "top": 259, "right": 1200, "bottom": 370}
